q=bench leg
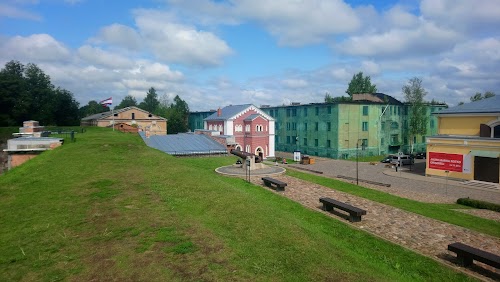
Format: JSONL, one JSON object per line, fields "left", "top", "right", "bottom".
{"left": 277, "top": 185, "right": 285, "bottom": 191}
{"left": 349, "top": 215, "right": 362, "bottom": 222}
{"left": 456, "top": 254, "right": 473, "bottom": 267}
{"left": 322, "top": 203, "right": 333, "bottom": 211}
{"left": 264, "top": 181, "right": 271, "bottom": 187}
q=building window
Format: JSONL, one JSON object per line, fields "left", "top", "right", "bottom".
{"left": 398, "top": 107, "right": 401, "bottom": 115}
{"left": 287, "top": 123, "right": 290, "bottom": 130}
{"left": 413, "top": 136, "right": 417, "bottom": 143}
{"left": 235, "top": 124, "right": 242, "bottom": 132}
{"left": 430, "top": 119, "right": 434, "bottom": 128}
{"left": 315, "top": 122, "right": 319, "bottom": 131}
{"left": 304, "top": 138, "right": 307, "bottom": 146}
{"left": 315, "top": 107, "right": 319, "bottom": 115}
{"left": 362, "top": 139, "right": 368, "bottom": 148}
{"left": 292, "top": 123, "right": 297, "bottom": 130}
{"left": 362, "top": 106, "right": 368, "bottom": 116}
{"left": 132, "top": 113, "right": 135, "bottom": 120}
{"left": 245, "top": 125, "right": 250, "bottom": 132}
{"left": 327, "top": 106, "right": 331, "bottom": 114}
{"left": 286, "top": 136, "right": 290, "bottom": 144}
{"left": 391, "top": 122, "right": 399, "bottom": 129}
{"left": 286, "top": 109, "right": 291, "bottom": 117}
{"left": 315, "top": 139, "right": 319, "bottom": 147}
{"left": 362, "top": 122, "right": 368, "bottom": 131}
{"left": 422, "top": 136, "right": 426, "bottom": 143}
{"left": 391, "top": 134, "right": 398, "bottom": 144}
{"left": 381, "top": 121, "right": 385, "bottom": 130}
{"left": 304, "top": 123, "right": 307, "bottom": 131}
{"left": 304, "top": 108, "right": 308, "bottom": 116}
{"left": 256, "top": 125, "right": 263, "bottom": 132}
{"left": 327, "top": 122, "right": 331, "bottom": 131}
{"left": 327, "top": 140, "right": 331, "bottom": 148}
{"left": 292, "top": 109, "right": 297, "bottom": 116}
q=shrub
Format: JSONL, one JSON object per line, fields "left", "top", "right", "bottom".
{"left": 457, "top": 198, "right": 500, "bottom": 212}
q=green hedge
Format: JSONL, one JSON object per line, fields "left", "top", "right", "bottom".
{"left": 457, "top": 198, "right": 500, "bottom": 212}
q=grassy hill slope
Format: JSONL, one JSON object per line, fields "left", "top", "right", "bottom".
{"left": 0, "top": 128, "right": 475, "bottom": 281}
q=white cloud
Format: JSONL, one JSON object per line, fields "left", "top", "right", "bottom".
{"left": 281, "top": 79, "right": 308, "bottom": 89}
{"left": 167, "top": 0, "right": 361, "bottom": 46}
{"left": 0, "top": 34, "right": 71, "bottom": 62}
{"left": 92, "top": 24, "right": 143, "bottom": 51}
{"left": 133, "top": 9, "right": 233, "bottom": 66}
{"left": 0, "top": 3, "right": 41, "bottom": 21}
{"left": 337, "top": 21, "right": 460, "bottom": 57}
{"left": 77, "top": 45, "right": 134, "bottom": 69}
{"left": 420, "top": 0, "right": 500, "bottom": 33}
{"left": 135, "top": 62, "right": 184, "bottom": 81}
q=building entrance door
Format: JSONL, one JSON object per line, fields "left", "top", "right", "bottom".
{"left": 474, "top": 157, "right": 499, "bottom": 183}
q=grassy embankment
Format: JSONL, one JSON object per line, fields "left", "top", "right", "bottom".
{"left": 0, "top": 127, "right": 476, "bottom": 281}
{"left": 286, "top": 170, "right": 500, "bottom": 238}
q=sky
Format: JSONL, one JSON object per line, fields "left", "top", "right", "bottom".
{"left": 1, "top": 0, "right": 500, "bottom": 111}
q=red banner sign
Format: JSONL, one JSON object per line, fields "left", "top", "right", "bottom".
{"left": 428, "top": 152, "right": 463, "bottom": 172}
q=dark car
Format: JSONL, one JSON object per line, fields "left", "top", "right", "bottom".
{"left": 415, "top": 152, "right": 426, "bottom": 159}
{"left": 380, "top": 155, "right": 393, "bottom": 163}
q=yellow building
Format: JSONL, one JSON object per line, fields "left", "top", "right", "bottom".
{"left": 81, "top": 106, "right": 167, "bottom": 135}
{"left": 426, "top": 96, "right": 500, "bottom": 183}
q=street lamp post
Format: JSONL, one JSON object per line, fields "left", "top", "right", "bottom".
{"left": 356, "top": 141, "right": 359, "bottom": 185}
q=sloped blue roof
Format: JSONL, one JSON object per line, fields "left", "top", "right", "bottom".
{"left": 204, "top": 104, "right": 253, "bottom": 121}
{"left": 139, "top": 132, "right": 227, "bottom": 155}
{"left": 437, "top": 95, "right": 500, "bottom": 114}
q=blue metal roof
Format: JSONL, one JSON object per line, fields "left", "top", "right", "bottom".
{"left": 139, "top": 132, "right": 227, "bottom": 155}
{"left": 204, "top": 104, "right": 253, "bottom": 121}
{"left": 437, "top": 95, "right": 500, "bottom": 114}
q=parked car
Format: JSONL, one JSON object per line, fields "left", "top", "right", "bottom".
{"left": 390, "top": 154, "right": 414, "bottom": 166}
{"left": 380, "top": 155, "right": 393, "bottom": 163}
{"left": 415, "top": 152, "right": 426, "bottom": 159}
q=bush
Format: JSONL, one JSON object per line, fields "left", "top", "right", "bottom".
{"left": 457, "top": 198, "right": 500, "bottom": 212}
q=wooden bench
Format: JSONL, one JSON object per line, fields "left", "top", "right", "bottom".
{"left": 262, "top": 177, "right": 287, "bottom": 191}
{"left": 319, "top": 197, "right": 367, "bottom": 222}
{"left": 448, "top": 242, "right": 500, "bottom": 269}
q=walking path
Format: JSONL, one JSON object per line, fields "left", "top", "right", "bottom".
{"left": 252, "top": 173, "right": 500, "bottom": 281}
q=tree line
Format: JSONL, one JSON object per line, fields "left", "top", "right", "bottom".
{"left": 0, "top": 60, "right": 80, "bottom": 126}
{"left": 0, "top": 60, "right": 190, "bottom": 134}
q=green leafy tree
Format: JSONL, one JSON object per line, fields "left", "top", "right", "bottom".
{"left": 165, "top": 95, "right": 190, "bottom": 134}
{"left": 0, "top": 60, "right": 26, "bottom": 125}
{"left": 79, "top": 100, "right": 107, "bottom": 118}
{"left": 53, "top": 88, "right": 80, "bottom": 125}
{"left": 346, "top": 72, "right": 377, "bottom": 98}
{"left": 115, "top": 95, "right": 137, "bottom": 110}
{"left": 470, "top": 91, "right": 495, "bottom": 102}
{"left": 139, "top": 87, "right": 160, "bottom": 113}
{"left": 403, "top": 77, "right": 427, "bottom": 153}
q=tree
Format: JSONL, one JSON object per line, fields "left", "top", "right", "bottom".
{"left": 324, "top": 93, "right": 351, "bottom": 103}
{"left": 346, "top": 72, "right": 377, "bottom": 98}
{"left": 403, "top": 77, "right": 427, "bottom": 153}
{"left": 165, "top": 95, "right": 190, "bottom": 134}
{"left": 115, "top": 95, "right": 137, "bottom": 110}
{"left": 0, "top": 60, "right": 25, "bottom": 126}
{"left": 79, "top": 100, "right": 107, "bottom": 118}
{"left": 470, "top": 91, "right": 495, "bottom": 102}
{"left": 139, "top": 87, "right": 160, "bottom": 113}
{"left": 53, "top": 87, "right": 80, "bottom": 125}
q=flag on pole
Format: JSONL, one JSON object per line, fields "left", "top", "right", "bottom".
{"left": 100, "top": 97, "right": 112, "bottom": 107}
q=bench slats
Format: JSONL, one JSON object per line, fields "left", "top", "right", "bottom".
{"left": 262, "top": 177, "right": 287, "bottom": 191}
{"left": 319, "top": 197, "right": 366, "bottom": 222}
{"left": 448, "top": 242, "right": 500, "bottom": 268}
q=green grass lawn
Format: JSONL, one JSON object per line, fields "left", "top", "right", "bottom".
{"left": 0, "top": 128, "right": 476, "bottom": 281}
{"left": 286, "top": 170, "right": 500, "bottom": 238}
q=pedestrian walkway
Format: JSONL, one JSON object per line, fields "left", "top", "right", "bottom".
{"left": 252, "top": 174, "right": 500, "bottom": 281}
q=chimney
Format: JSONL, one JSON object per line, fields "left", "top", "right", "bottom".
{"left": 217, "top": 108, "right": 222, "bottom": 117}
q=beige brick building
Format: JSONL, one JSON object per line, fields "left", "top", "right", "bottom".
{"left": 81, "top": 106, "right": 167, "bottom": 135}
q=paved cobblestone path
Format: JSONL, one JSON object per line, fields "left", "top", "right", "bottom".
{"left": 249, "top": 165, "right": 500, "bottom": 281}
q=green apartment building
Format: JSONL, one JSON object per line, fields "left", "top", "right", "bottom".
{"left": 188, "top": 93, "right": 446, "bottom": 159}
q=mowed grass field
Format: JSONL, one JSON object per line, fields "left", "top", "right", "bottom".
{"left": 0, "top": 128, "right": 476, "bottom": 281}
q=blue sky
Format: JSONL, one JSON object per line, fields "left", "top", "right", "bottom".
{"left": 1, "top": 0, "right": 499, "bottom": 110}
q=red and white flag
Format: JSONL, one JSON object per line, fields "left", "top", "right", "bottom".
{"left": 100, "top": 97, "right": 112, "bottom": 107}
